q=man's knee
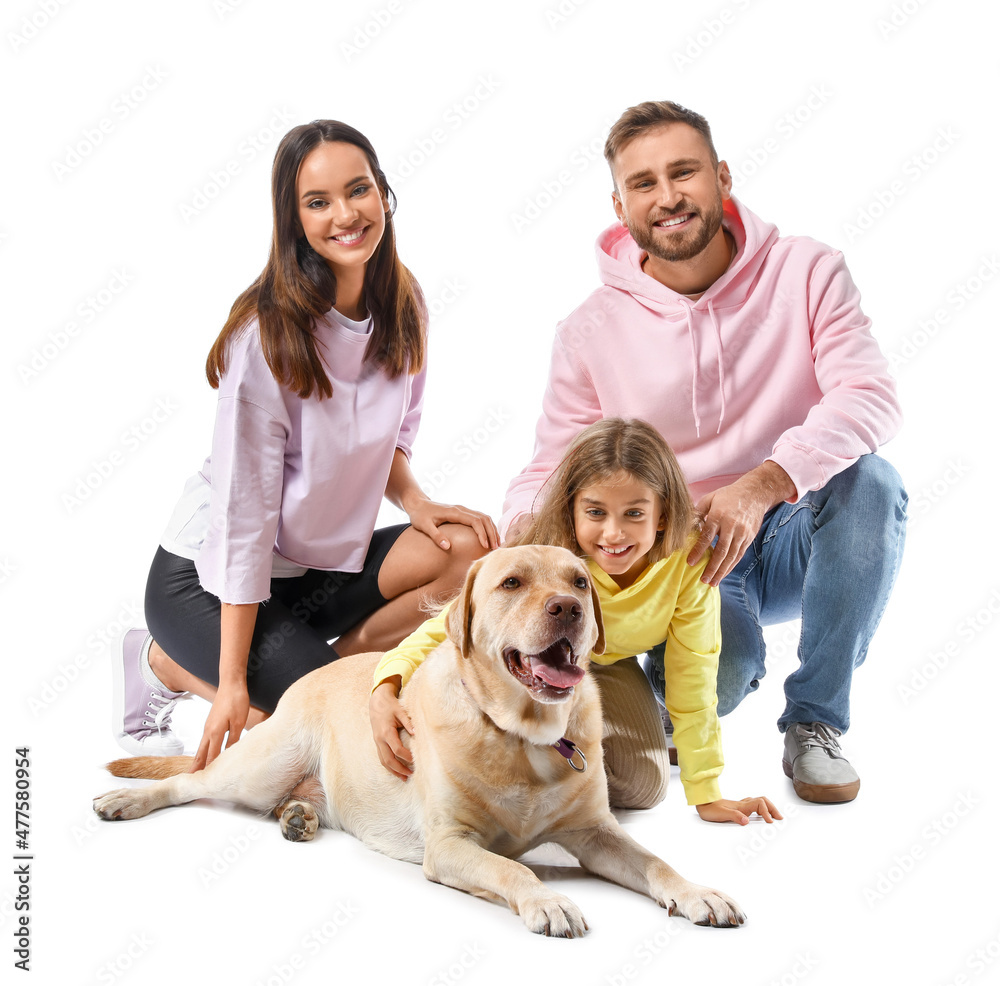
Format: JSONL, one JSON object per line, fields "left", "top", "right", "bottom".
{"left": 833, "top": 455, "right": 907, "bottom": 510}
{"left": 716, "top": 673, "right": 759, "bottom": 718}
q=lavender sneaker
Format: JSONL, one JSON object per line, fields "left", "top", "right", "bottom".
{"left": 113, "top": 629, "right": 187, "bottom": 756}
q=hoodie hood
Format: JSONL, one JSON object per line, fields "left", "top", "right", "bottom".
{"left": 596, "top": 196, "right": 780, "bottom": 312}
{"left": 596, "top": 198, "right": 780, "bottom": 438}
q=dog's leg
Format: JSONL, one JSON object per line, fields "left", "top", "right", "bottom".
{"left": 273, "top": 776, "right": 325, "bottom": 843}
{"left": 555, "top": 820, "right": 746, "bottom": 927}
{"left": 94, "top": 718, "right": 315, "bottom": 822}
{"left": 423, "top": 830, "right": 589, "bottom": 937}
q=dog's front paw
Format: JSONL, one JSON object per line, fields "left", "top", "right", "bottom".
{"left": 278, "top": 801, "right": 319, "bottom": 843}
{"left": 519, "top": 892, "right": 589, "bottom": 938}
{"left": 662, "top": 884, "right": 746, "bottom": 928}
{"left": 93, "top": 789, "right": 152, "bottom": 821}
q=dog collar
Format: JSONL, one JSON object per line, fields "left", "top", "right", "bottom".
{"left": 551, "top": 737, "right": 587, "bottom": 772}
{"left": 459, "top": 679, "right": 587, "bottom": 772}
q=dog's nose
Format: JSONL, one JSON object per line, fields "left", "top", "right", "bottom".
{"left": 545, "top": 595, "right": 581, "bottom": 623}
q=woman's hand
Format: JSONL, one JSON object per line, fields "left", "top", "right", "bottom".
{"left": 190, "top": 682, "right": 250, "bottom": 772}
{"left": 370, "top": 679, "right": 416, "bottom": 780}
{"left": 385, "top": 449, "right": 499, "bottom": 552}
{"left": 404, "top": 497, "right": 499, "bottom": 552}
{"left": 696, "top": 796, "right": 783, "bottom": 825}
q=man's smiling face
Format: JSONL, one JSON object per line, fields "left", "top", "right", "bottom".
{"left": 612, "top": 122, "right": 732, "bottom": 265}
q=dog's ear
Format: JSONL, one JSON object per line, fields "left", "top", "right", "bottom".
{"left": 589, "top": 577, "right": 606, "bottom": 656}
{"left": 445, "top": 556, "right": 486, "bottom": 659}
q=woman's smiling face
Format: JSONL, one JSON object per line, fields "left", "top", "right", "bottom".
{"left": 296, "top": 141, "right": 388, "bottom": 278}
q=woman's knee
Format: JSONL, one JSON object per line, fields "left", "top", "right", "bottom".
{"left": 437, "top": 523, "right": 490, "bottom": 577}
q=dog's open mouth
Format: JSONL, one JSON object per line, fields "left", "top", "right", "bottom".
{"left": 503, "top": 639, "right": 585, "bottom": 698}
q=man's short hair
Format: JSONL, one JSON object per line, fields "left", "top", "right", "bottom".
{"left": 604, "top": 101, "right": 719, "bottom": 184}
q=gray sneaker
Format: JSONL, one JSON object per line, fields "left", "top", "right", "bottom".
{"left": 782, "top": 722, "right": 860, "bottom": 803}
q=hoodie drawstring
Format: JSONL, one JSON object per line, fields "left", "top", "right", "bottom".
{"left": 708, "top": 299, "right": 726, "bottom": 435}
{"left": 684, "top": 299, "right": 726, "bottom": 438}
{"left": 684, "top": 307, "right": 702, "bottom": 438}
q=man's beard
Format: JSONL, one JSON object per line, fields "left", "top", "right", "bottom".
{"left": 625, "top": 196, "right": 724, "bottom": 263}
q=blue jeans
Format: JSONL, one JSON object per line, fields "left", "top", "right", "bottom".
{"left": 716, "top": 454, "right": 906, "bottom": 733}
{"left": 644, "top": 455, "right": 907, "bottom": 735}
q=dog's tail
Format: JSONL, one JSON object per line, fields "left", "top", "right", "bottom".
{"left": 105, "top": 756, "right": 194, "bottom": 779}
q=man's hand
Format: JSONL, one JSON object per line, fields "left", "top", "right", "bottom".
{"left": 687, "top": 461, "right": 796, "bottom": 586}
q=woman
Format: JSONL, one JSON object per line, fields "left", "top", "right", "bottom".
{"left": 115, "top": 120, "right": 497, "bottom": 771}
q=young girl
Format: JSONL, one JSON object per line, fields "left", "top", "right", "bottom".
{"left": 115, "top": 120, "right": 498, "bottom": 771}
{"left": 369, "top": 417, "right": 779, "bottom": 825}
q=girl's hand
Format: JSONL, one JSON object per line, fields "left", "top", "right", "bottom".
{"left": 696, "top": 796, "right": 783, "bottom": 825}
{"left": 190, "top": 683, "right": 250, "bottom": 772}
{"left": 370, "top": 679, "right": 416, "bottom": 780}
{"left": 405, "top": 497, "right": 499, "bottom": 552}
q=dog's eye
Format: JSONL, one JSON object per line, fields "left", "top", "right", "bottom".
{"left": 501, "top": 577, "right": 521, "bottom": 589}
{"left": 574, "top": 577, "right": 589, "bottom": 590}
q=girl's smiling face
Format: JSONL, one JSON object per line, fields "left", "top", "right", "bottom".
{"left": 573, "top": 471, "right": 666, "bottom": 588}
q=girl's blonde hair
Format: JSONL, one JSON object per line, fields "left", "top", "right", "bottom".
{"left": 510, "top": 418, "right": 694, "bottom": 563}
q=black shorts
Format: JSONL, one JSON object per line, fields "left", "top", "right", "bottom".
{"left": 144, "top": 524, "right": 408, "bottom": 712}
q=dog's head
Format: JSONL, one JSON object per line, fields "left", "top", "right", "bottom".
{"left": 445, "top": 545, "right": 605, "bottom": 712}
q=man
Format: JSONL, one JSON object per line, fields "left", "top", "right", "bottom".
{"left": 501, "top": 100, "right": 906, "bottom": 804}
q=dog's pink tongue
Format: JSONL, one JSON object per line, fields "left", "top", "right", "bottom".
{"left": 528, "top": 644, "right": 585, "bottom": 689}
{"left": 530, "top": 662, "right": 584, "bottom": 688}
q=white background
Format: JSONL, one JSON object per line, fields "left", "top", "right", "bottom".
{"left": 5, "top": 0, "right": 999, "bottom": 983}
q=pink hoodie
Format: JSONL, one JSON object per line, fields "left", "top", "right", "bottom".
{"left": 501, "top": 197, "right": 901, "bottom": 534}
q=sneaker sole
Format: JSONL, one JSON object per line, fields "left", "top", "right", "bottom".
{"left": 112, "top": 631, "right": 184, "bottom": 757}
{"left": 782, "top": 758, "right": 860, "bottom": 804}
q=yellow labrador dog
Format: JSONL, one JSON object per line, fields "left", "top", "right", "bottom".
{"left": 95, "top": 545, "right": 745, "bottom": 936}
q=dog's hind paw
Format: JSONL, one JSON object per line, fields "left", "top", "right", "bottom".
{"left": 93, "top": 789, "right": 151, "bottom": 821}
{"left": 278, "top": 800, "right": 319, "bottom": 843}
{"left": 663, "top": 885, "right": 746, "bottom": 928}
{"left": 519, "top": 892, "right": 589, "bottom": 938}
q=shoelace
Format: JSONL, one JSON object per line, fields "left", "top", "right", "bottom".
{"left": 144, "top": 690, "right": 187, "bottom": 731}
{"left": 795, "top": 722, "right": 843, "bottom": 757}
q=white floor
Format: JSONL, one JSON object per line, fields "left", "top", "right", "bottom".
{"left": 46, "top": 607, "right": 998, "bottom": 986}
{"left": 7, "top": 1, "right": 999, "bottom": 983}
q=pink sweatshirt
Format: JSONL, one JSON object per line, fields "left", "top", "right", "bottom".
{"left": 161, "top": 309, "right": 425, "bottom": 605}
{"left": 502, "top": 197, "right": 901, "bottom": 534}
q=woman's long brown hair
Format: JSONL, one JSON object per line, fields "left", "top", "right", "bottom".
{"left": 206, "top": 120, "right": 425, "bottom": 398}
